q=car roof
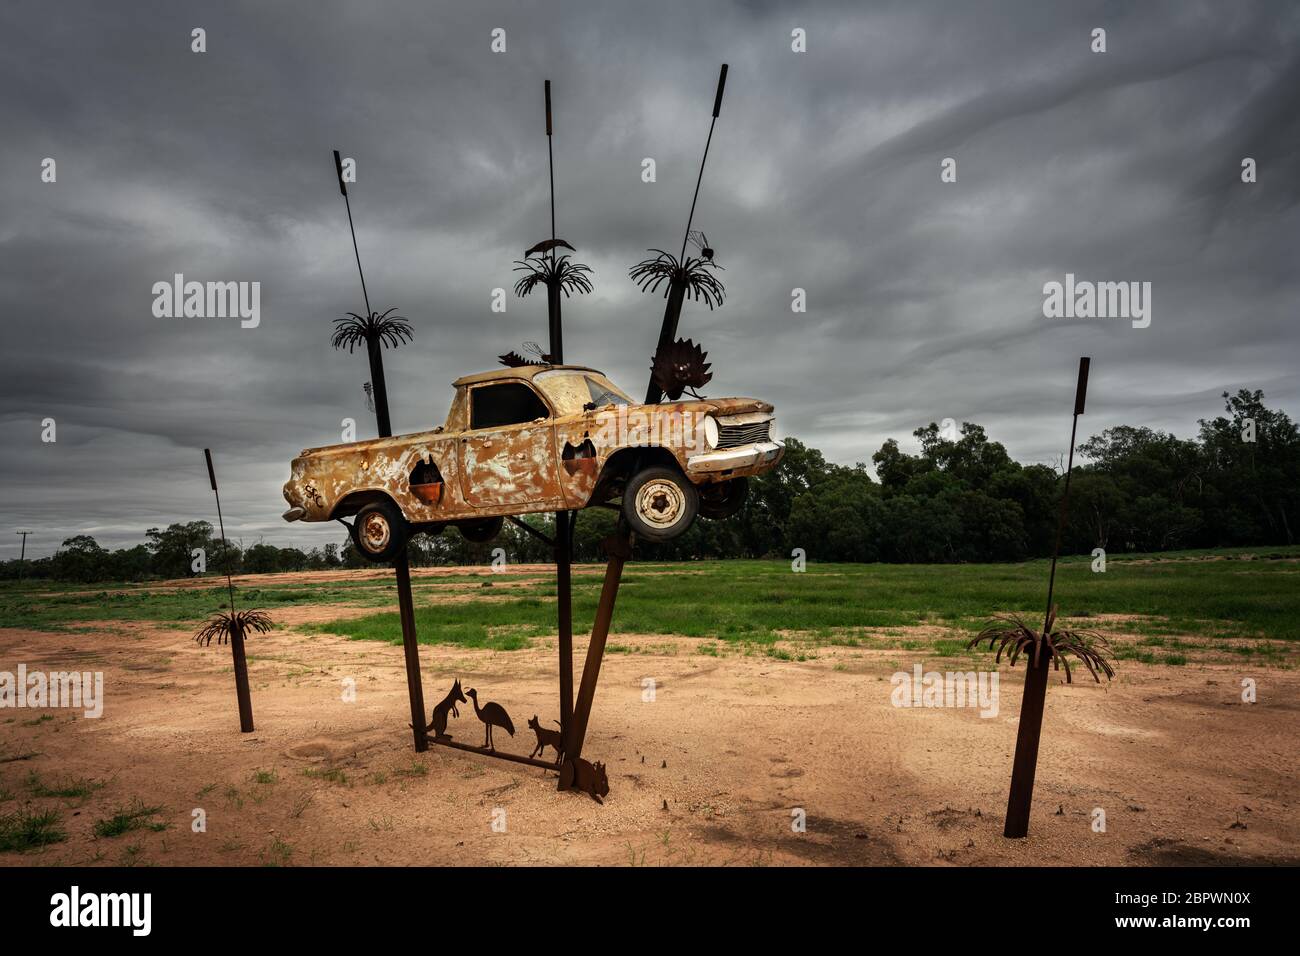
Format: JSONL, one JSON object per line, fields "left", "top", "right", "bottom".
{"left": 452, "top": 364, "right": 603, "bottom": 387}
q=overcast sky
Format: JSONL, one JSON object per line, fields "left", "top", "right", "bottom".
{"left": 3, "top": 0, "right": 1297, "bottom": 557}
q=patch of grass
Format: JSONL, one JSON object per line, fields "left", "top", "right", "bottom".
{"left": 0, "top": 807, "right": 66, "bottom": 852}
{"left": 251, "top": 769, "right": 277, "bottom": 786}
{"left": 27, "top": 772, "right": 102, "bottom": 799}
{"left": 260, "top": 838, "right": 293, "bottom": 867}
{"left": 303, "top": 767, "right": 349, "bottom": 786}
{"left": 94, "top": 801, "right": 166, "bottom": 838}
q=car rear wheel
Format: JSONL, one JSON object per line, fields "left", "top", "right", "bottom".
{"left": 622, "top": 466, "right": 699, "bottom": 541}
{"left": 458, "top": 516, "right": 504, "bottom": 543}
{"left": 351, "top": 500, "right": 410, "bottom": 562}
{"left": 699, "top": 477, "right": 748, "bottom": 520}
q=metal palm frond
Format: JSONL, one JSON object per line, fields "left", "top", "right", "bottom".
{"left": 966, "top": 608, "right": 1116, "bottom": 683}
{"left": 628, "top": 249, "right": 726, "bottom": 309}
{"left": 512, "top": 255, "right": 595, "bottom": 299}
{"left": 193, "top": 609, "right": 274, "bottom": 648}
{"left": 330, "top": 308, "right": 414, "bottom": 353}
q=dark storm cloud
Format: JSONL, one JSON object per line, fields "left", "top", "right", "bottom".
{"left": 1, "top": 0, "right": 1297, "bottom": 556}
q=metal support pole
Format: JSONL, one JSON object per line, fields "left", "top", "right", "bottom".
{"left": 395, "top": 555, "right": 428, "bottom": 752}
{"left": 556, "top": 512, "right": 574, "bottom": 750}
{"left": 429, "top": 736, "right": 558, "bottom": 771}
{"left": 229, "top": 617, "right": 255, "bottom": 733}
{"left": 564, "top": 529, "right": 632, "bottom": 767}
{"left": 1003, "top": 356, "right": 1090, "bottom": 837}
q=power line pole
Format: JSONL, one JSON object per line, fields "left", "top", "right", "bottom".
{"left": 15, "top": 531, "right": 31, "bottom": 583}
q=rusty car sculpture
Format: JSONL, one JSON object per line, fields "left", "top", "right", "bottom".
{"left": 282, "top": 363, "right": 783, "bottom": 560}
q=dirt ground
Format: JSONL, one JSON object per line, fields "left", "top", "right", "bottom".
{"left": 2, "top": 577, "right": 1297, "bottom": 866}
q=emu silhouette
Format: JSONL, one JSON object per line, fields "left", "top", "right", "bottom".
{"left": 466, "top": 688, "right": 515, "bottom": 751}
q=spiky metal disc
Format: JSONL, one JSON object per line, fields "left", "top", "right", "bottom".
{"left": 650, "top": 338, "right": 712, "bottom": 401}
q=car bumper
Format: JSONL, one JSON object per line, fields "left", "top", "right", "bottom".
{"left": 686, "top": 440, "right": 785, "bottom": 476}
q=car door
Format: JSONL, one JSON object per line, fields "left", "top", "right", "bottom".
{"left": 457, "top": 380, "right": 561, "bottom": 511}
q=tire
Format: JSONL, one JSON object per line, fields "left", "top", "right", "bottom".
{"left": 622, "top": 466, "right": 699, "bottom": 541}
{"left": 699, "top": 477, "right": 749, "bottom": 520}
{"left": 351, "top": 499, "right": 409, "bottom": 562}
{"left": 458, "top": 516, "right": 504, "bottom": 543}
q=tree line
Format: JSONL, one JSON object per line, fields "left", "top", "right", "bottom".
{"left": 4, "top": 388, "right": 1295, "bottom": 583}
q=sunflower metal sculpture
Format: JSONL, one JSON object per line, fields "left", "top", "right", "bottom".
{"left": 193, "top": 609, "right": 274, "bottom": 648}
{"left": 628, "top": 249, "right": 725, "bottom": 309}
{"left": 650, "top": 337, "right": 713, "bottom": 401}
{"left": 967, "top": 606, "right": 1115, "bottom": 683}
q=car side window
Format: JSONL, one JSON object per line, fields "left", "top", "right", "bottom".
{"left": 470, "top": 382, "right": 550, "bottom": 430}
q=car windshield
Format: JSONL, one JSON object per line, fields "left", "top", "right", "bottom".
{"left": 535, "top": 370, "right": 633, "bottom": 415}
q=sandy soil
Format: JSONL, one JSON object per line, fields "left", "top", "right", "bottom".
{"left": 2, "top": 586, "right": 1297, "bottom": 867}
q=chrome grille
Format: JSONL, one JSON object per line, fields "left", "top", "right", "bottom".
{"left": 716, "top": 420, "right": 771, "bottom": 449}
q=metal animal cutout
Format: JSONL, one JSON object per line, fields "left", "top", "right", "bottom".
{"left": 559, "top": 757, "right": 610, "bottom": 803}
{"left": 527, "top": 715, "right": 564, "bottom": 764}
{"left": 687, "top": 229, "right": 715, "bottom": 262}
{"left": 499, "top": 341, "right": 553, "bottom": 368}
{"left": 650, "top": 337, "right": 713, "bottom": 401}
{"left": 466, "top": 688, "right": 515, "bottom": 750}
{"left": 425, "top": 679, "right": 467, "bottom": 740}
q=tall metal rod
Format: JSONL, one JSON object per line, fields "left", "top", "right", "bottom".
{"left": 334, "top": 150, "right": 371, "bottom": 317}
{"left": 543, "top": 78, "right": 575, "bottom": 747}
{"left": 645, "top": 64, "right": 727, "bottom": 405}
{"left": 679, "top": 64, "right": 727, "bottom": 261}
{"left": 204, "top": 448, "right": 254, "bottom": 733}
{"left": 1003, "top": 357, "right": 1090, "bottom": 838}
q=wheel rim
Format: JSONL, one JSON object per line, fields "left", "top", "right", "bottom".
{"left": 360, "top": 511, "right": 392, "bottom": 553}
{"left": 635, "top": 479, "right": 686, "bottom": 530}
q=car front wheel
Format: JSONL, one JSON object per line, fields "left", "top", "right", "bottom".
{"left": 351, "top": 500, "right": 410, "bottom": 562}
{"left": 622, "top": 466, "right": 699, "bottom": 541}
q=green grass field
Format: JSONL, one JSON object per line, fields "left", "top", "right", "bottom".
{"left": 3, "top": 547, "right": 1297, "bottom": 666}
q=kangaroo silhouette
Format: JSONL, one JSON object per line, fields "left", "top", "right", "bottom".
{"left": 466, "top": 688, "right": 514, "bottom": 751}
{"left": 425, "top": 679, "right": 467, "bottom": 740}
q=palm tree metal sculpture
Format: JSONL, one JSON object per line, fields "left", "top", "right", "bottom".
{"left": 507, "top": 79, "right": 600, "bottom": 764}
{"left": 968, "top": 357, "right": 1113, "bottom": 838}
{"left": 195, "top": 448, "right": 267, "bottom": 733}
{"left": 635, "top": 64, "right": 729, "bottom": 405}
{"left": 329, "top": 148, "right": 427, "bottom": 752}
{"left": 330, "top": 308, "right": 414, "bottom": 438}
{"left": 968, "top": 607, "right": 1115, "bottom": 683}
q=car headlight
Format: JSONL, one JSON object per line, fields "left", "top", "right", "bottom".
{"left": 703, "top": 415, "right": 719, "bottom": 448}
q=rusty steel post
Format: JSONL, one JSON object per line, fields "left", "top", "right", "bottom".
{"left": 229, "top": 616, "right": 255, "bottom": 733}
{"left": 564, "top": 530, "right": 631, "bottom": 765}
{"left": 394, "top": 555, "right": 428, "bottom": 752}
{"left": 1003, "top": 357, "right": 1090, "bottom": 838}
{"left": 556, "top": 512, "right": 574, "bottom": 747}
